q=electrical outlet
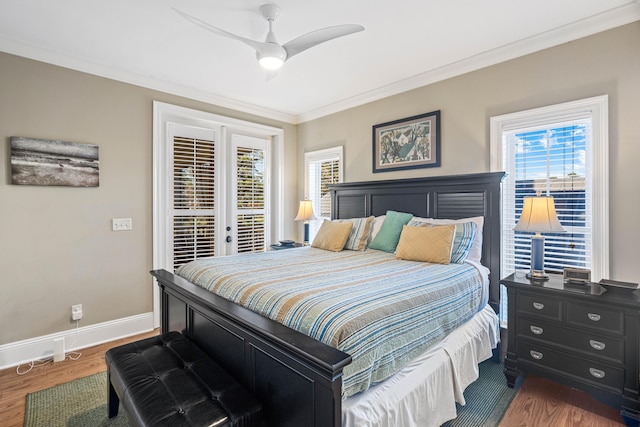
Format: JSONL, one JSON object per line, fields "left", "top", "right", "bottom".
{"left": 71, "top": 304, "right": 82, "bottom": 321}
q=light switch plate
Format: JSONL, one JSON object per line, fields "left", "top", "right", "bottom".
{"left": 112, "top": 218, "right": 132, "bottom": 231}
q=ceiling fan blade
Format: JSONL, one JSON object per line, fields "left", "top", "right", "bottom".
{"left": 283, "top": 24, "right": 364, "bottom": 59}
{"left": 173, "top": 8, "right": 268, "bottom": 52}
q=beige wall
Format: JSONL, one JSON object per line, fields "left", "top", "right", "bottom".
{"left": 0, "top": 53, "right": 297, "bottom": 344}
{"left": 298, "top": 22, "right": 640, "bottom": 283}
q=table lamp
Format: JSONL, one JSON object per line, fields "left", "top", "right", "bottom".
{"left": 294, "top": 200, "right": 317, "bottom": 245}
{"left": 514, "top": 193, "right": 565, "bottom": 280}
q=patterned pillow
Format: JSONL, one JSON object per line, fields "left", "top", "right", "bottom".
{"left": 336, "top": 216, "right": 375, "bottom": 251}
{"left": 449, "top": 221, "right": 477, "bottom": 263}
{"left": 368, "top": 211, "right": 414, "bottom": 252}
{"left": 395, "top": 225, "right": 455, "bottom": 264}
{"left": 405, "top": 220, "right": 477, "bottom": 263}
{"left": 424, "top": 216, "right": 484, "bottom": 262}
{"left": 407, "top": 221, "right": 478, "bottom": 264}
{"left": 311, "top": 220, "right": 353, "bottom": 252}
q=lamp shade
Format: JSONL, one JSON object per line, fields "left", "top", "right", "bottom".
{"left": 294, "top": 200, "right": 317, "bottom": 222}
{"left": 514, "top": 195, "right": 565, "bottom": 233}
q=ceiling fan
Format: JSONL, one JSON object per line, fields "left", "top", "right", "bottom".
{"left": 174, "top": 4, "right": 364, "bottom": 71}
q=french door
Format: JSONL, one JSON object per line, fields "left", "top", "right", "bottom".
{"left": 153, "top": 101, "right": 284, "bottom": 328}
{"left": 168, "top": 123, "right": 269, "bottom": 271}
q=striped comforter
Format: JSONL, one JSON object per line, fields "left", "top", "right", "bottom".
{"left": 176, "top": 247, "right": 487, "bottom": 397}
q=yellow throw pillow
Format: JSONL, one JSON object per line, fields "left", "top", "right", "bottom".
{"left": 311, "top": 220, "right": 354, "bottom": 252}
{"left": 395, "top": 224, "right": 455, "bottom": 264}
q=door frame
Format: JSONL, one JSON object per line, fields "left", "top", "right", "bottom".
{"left": 152, "top": 101, "right": 284, "bottom": 328}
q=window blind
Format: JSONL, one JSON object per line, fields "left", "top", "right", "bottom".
{"left": 502, "top": 119, "right": 592, "bottom": 277}
{"left": 236, "top": 146, "right": 266, "bottom": 253}
{"left": 172, "top": 136, "right": 216, "bottom": 270}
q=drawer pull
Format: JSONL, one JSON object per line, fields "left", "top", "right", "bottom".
{"left": 587, "top": 313, "right": 601, "bottom": 322}
{"left": 530, "top": 350, "right": 544, "bottom": 360}
{"left": 532, "top": 302, "right": 545, "bottom": 310}
{"left": 589, "top": 368, "right": 606, "bottom": 379}
{"left": 589, "top": 340, "right": 606, "bottom": 351}
{"left": 530, "top": 326, "right": 544, "bottom": 335}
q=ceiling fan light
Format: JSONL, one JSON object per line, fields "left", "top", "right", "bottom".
{"left": 258, "top": 55, "right": 284, "bottom": 70}
{"left": 257, "top": 44, "right": 286, "bottom": 70}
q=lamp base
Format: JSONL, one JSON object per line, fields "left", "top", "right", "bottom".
{"left": 528, "top": 234, "right": 548, "bottom": 281}
{"left": 303, "top": 222, "right": 310, "bottom": 246}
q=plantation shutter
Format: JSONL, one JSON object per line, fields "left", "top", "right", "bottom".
{"left": 502, "top": 118, "right": 593, "bottom": 278}
{"left": 172, "top": 135, "right": 216, "bottom": 270}
{"left": 306, "top": 148, "right": 342, "bottom": 240}
{"left": 234, "top": 141, "right": 267, "bottom": 253}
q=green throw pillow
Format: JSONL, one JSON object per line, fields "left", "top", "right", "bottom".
{"left": 369, "top": 210, "right": 414, "bottom": 252}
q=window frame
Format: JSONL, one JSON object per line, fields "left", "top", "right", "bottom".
{"left": 303, "top": 146, "right": 344, "bottom": 241}
{"left": 490, "top": 95, "right": 609, "bottom": 282}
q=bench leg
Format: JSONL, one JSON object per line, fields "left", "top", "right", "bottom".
{"left": 107, "top": 370, "right": 120, "bottom": 418}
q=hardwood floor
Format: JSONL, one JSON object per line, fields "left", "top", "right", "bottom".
{"left": 0, "top": 329, "right": 158, "bottom": 427}
{"left": 499, "top": 375, "right": 626, "bottom": 427}
{"left": 0, "top": 329, "right": 628, "bottom": 427}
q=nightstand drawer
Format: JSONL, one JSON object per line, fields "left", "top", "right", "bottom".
{"left": 567, "top": 302, "right": 624, "bottom": 334}
{"left": 517, "top": 318, "right": 625, "bottom": 364}
{"left": 516, "top": 292, "right": 562, "bottom": 321}
{"left": 517, "top": 342, "right": 624, "bottom": 392}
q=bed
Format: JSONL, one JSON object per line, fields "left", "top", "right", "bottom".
{"left": 150, "top": 171, "right": 505, "bottom": 427}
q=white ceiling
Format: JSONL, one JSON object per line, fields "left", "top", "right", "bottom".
{"left": 1, "top": 1, "right": 639, "bottom": 123}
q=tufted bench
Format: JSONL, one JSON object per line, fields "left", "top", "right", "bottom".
{"left": 105, "top": 331, "right": 263, "bottom": 427}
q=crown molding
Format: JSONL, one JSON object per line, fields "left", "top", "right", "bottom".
{"left": 296, "top": 3, "right": 640, "bottom": 123}
{"left": 1, "top": 2, "right": 638, "bottom": 125}
{"left": 0, "top": 37, "right": 297, "bottom": 124}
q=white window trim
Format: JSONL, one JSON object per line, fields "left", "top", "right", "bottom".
{"left": 490, "top": 95, "right": 609, "bottom": 281}
{"left": 303, "top": 146, "right": 344, "bottom": 197}
{"left": 304, "top": 146, "right": 344, "bottom": 240}
{"left": 152, "top": 101, "right": 284, "bottom": 328}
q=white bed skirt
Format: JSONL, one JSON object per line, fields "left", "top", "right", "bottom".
{"left": 342, "top": 304, "right": 500, "bottom": 427}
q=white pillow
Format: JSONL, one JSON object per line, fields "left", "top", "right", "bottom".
{"left": 418, "top": 216, "right": 484, "bottom": 263}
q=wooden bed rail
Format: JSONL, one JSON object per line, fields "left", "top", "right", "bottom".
{"left": 151, "top": 268, "right": 352, "bottom": 427}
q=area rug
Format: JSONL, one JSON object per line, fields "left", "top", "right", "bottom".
{"left": 23, "top": 371, "right": 129, "bottom": 427}
{"left": 442, "top": 359, "right": 516, "bottom": 427}
{"left": 24, "top": 360, "right": 514, "bottom": 427}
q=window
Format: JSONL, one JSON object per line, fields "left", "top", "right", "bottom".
{"left": 304, "top": 147, "right": 343, "bottom": 240}
{"left": 491, "top": 96, "right": 609, "bottom": 322}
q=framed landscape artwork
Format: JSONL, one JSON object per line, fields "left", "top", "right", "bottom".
{"left": 10, "top": 136, "right": 99, "bottom": 187}
{"left": 372, "top": 110, "right": 440, "bottom": 173}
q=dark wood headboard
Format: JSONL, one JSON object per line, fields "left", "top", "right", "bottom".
{"left": 329, "top": 172, "right": 505, "bottom": 313}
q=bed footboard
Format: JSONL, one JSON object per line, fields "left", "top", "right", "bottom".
{"left": 151, "top": 269, "right": 352, "bottom": 427}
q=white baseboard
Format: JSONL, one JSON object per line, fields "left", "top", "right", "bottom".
{"left": 0, "top": 312, "right": 155, "bottom": 370}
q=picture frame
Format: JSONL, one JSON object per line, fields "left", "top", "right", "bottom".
{"left": 372, "top": 110, "right": 440, "bottom": 173}
{"left": 10, "top": 136, "right": 99, "bottom": 187}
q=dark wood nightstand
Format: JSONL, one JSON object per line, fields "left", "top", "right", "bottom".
{"left": 501, "top": 272, "right": 640, "bottom": 426}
